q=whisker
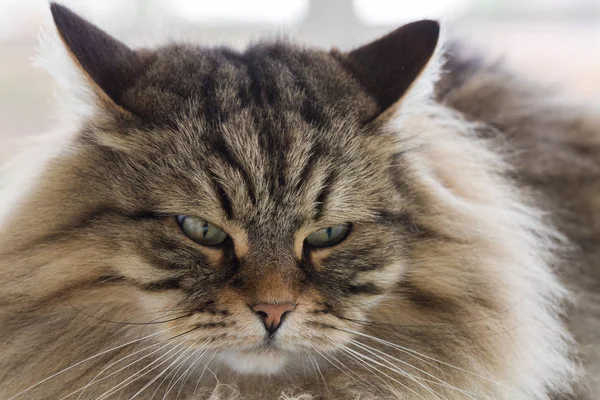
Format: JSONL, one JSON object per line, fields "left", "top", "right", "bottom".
{"left": 148, "top": 351, "right": 192, "bottom": 400}
{"left": 313, "top": 345, "right": 391, "bottom": 396}
{"left": 7, "top": 325, "right": 183, "bottom": 400}
{"left": 73, "top": 324, "right": 192, "bottom": 399}
{"left": 160, "top": 340, "right": 210, "bottom": 399}
{"left": 65, "top": 341, "right": 173, "bottom": 400}
{"left": 192, "top": 349, "right": 218, "bottom": 398}
{"left": 174, "top": 346, "right": 212, "bottom": 400}
{"left": 346, "top": 345, "right": 446, "bottom": 400}
{"left": 306, "top": 352, "right": 321, "bottom": 393}
{"left": 311, "top": 352, "right": 331, "bottom": 397}
{"left": 93, "top": 327, "right": 202, "bottom": 400}
{"left": 336, "top": 345, "right": 410, "bottom": 397}
{"left": 127, "top": 342, "right": 198, "bottom": 400}
{"left": 149, "top": 356, "right": 188, "bottom": 399}
{"left": 338, "top": 327, "right": 506, "bottom": 388}
{"left": 347, "top": 340, "right": 453, "bottom": 400}
{"left": 338, "top": 346, "right": 409, "bottom": 398}
{"left": 146, "top": 340, "right": 201, "bottom": 400}
{"left": 348, "top": 339, "right": 485, "bottom": 400}
{"left": 343, "top": 346, "right": 433, "bottom": 400}
{"left": 94, "top": 342, "right": 188, "bottom": 400}
{"left": 198, "top": 351, "right": 220, "bottom": 384}
{"left": 311, "top": 346, "right": 369, "bottom": 388}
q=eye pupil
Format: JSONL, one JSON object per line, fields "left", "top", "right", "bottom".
{"left": 305, "top": 223, "right": 350, "bottom": 248}
{"left": 177, "top": 216, "right": 228, "bottom": 246}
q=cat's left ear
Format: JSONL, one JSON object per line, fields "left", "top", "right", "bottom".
{"left": 335, "top": 20, "right": 440, "bottom": 122}
{"left": 49, "top": 3, "right": 151, "bottom": 114}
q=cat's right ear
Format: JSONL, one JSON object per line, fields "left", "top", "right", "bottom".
{"left": 49, "top": 3, "right": 150, "bottom": 114}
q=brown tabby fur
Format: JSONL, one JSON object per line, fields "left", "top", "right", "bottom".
{"left": 0, "top": 4, "right": 598, "bottom": 400}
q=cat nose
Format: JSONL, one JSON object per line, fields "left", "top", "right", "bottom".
{"left": 251, "top": 303, "right": 296, "bottom": 335}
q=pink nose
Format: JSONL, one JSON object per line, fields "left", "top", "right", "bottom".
{"left": 251, "top": 303, "right": 296, "bottom": 335}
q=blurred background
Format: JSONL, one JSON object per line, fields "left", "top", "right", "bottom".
{"left": 1, "top": 0, "right": 600, "bottom": 164}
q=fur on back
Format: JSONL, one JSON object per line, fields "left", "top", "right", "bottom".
{"left": 0, "top": 5, "right": 597, "bottom": 400}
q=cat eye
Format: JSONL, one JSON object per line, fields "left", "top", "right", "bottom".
{"left": 176, "top": 216, "right": 228, "bottom": 246}
{"left": 305, "top": 223, "right": 351, "bottom": 248}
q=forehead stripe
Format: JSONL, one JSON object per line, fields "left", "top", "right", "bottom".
{"left": 210, "top": 136, "right": 257, "bottom": 206}
{"left": 205, "top": 171, "right": 234, "bottom": 220}
{"left": 314, "top": 171, "right": 336, "bottom": 220}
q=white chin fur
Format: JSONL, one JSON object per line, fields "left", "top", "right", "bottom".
{"left": 218, "top": 350, "right": 289, "bottom": 375}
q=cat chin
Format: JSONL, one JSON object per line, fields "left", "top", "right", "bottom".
{"left": 218, "top": 349, "right": 289, "bottom": 375}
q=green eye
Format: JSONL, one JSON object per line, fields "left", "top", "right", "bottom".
{"left": 305, "top": 223, "right": 351, "bottom": 248}
{"left": 177, "top": 216, "right": 228, "bottom": 246}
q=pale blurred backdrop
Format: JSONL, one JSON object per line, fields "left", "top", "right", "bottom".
{"left": 1, "top": 0, "right": 600, "bottom": 163}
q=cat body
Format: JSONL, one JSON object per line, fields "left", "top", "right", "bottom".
{"left": 0, "top": 4, "right": 598, "bottom": 399}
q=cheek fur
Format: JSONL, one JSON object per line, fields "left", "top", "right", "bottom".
{"left": 307, "top": 224, "right": 409, "bottom": 303}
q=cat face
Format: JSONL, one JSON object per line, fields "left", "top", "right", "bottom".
{"left": 73, "top": 72, "right": 413, "bottom": 374}
{"left": 37, "top": 4, "right": 439, "bottom": 376}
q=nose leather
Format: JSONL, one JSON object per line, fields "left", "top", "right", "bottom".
{"left": 251, "top": 303, "right": 296, "bottom": 335}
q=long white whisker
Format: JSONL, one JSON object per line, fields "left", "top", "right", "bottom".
{"left": 61, "top": 341, "right": 173, "bottom": 400}
{"left": 311, "top": 346, "right": 365, "bottom": 386}
{"left": 75, "top": 331, "right": 187, "bottom": 400}
{"left": 311, "top": 352, "right": 330, "bottom": 396}
{"left": 148, "top": 342, "right": 198, "bottom": 400}
{"left": 197, "top": 351, "right": 220, "bottom": 384}
{"left": 149, "top": 346, "right": 196, "bottom": 400}
{"left": 8, "top": 325, "right": 184, "bottom": 400}
{"left": 339, "top": 346, "right": 403, "bottom": 397}
{"left": 340, "top": 328, "right": 505, "bottom": 387}
{"left": 148, "top": 348, "right": 193, "bottom": 400}
{"left": 307, "top": 352, "right": 321, "bottom": 392}
{"left": 192, "top": 349, "right": 218, "bottom": 398}
{"left": 347, "top": 341, "right": 449, "bottom": 400}
{"left": 128, "top": 339, "right": 201, "bottom": 400}
{"left": 161, "top": 340, "right": 210, "bottom": 399}
{"left": 349, "top": 339, "right": 487, "bottom": 399}
{"left": 342, "top": 346, "right": 430, "bottom": 400}
{"left": 94, "top": 342, "right": 188, "bottom": 400}
{"left": 175, "top": 346, "right": 212, "bottom": 400}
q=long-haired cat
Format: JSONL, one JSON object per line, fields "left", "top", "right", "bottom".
{"left": 1, "top": 3, "right": 598, "bottom": 399}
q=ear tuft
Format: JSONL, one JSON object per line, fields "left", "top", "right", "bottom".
{"left": 336, "top": 20, "right": 440, "bottom": 121}
{"left": 50, "top": 3, "right": 149, "bottom": 110}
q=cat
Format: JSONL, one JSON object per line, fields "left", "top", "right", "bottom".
{"left": 0, "top": 2, "right": 598, "bottom": 399}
